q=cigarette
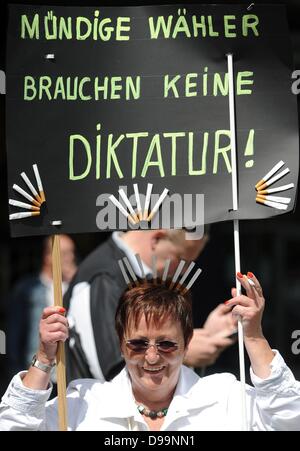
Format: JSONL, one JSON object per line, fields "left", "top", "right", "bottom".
{"left": 247, "top": 278, "right": 255, "bottom": 287}
{"left": 9, "top": 199, "right": 40, "bottom": 211}
{"left": 259, "top": 168, "right": 290, "bottom": 191}
{"left": 118, "top": 189, "right": 138, "bottom": 224}
{"left": 109, "top": 195, "right": 136, "bottom": 225}
{"left": 147, "top": 188, "right": 169, "bottom": 221}
{"left": 122, "top": 257, "right": 139, "bottom": 285}
{"left": 178, "top": 261, "right": 196, "bottom": 287}
{"left": 13, "top": 184, "right": 41, "bottom": 207}
{"left": 118, "top": 259, "right": 132, "bottom": 288}
{"left": 181, "top": 268, "right": 202, "bottom": 294}
{"left": 258, "top": 183, "right": 294, "bottom": 195}
{"left": 255, "top": 160, "right": 285, "bottom": 190}
{"left": 169, "top": 260, "right": 186, "bottom": 289}
{"left": 9, "top": 211, "right": 40, "bottom": 220}
{"left": 33, "top": 164, "right": 46, "bottom": 203}
{"left": 151, "top": 255, "right": 157, "bottom": 283}
{"left": 133, "top": 184, "right": 143, "bottom": 221}
{"left": 256, "top": 194, "right": 290, "bottom": 204}
{"left": 256, "top": 197, "right": 288, "bottom": 210}
{"left": 135, "top": 253, "right": 146, "bottom": 280}
{"left": 162, "top": 259, "right": 171, "bottom": 282}
{"left": 20, "top": 172, "right": 42, "bottom": 203}
{"left": 143, "top": 183, "right": 153, "bottom": 221}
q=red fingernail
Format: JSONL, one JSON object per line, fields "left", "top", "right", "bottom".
{"left": 224, "top": 300, "right": 230, "bottom": 305}
{"left": 237, "top": 272, "right": 243, "bottom": 278}
{"left": 58, "top": 307, "right": 66, "bottom": 313}
{"left": 247, "top": 272, "right": 254, "bottom": 278}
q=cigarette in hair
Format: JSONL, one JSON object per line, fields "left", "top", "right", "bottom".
{"left": 169, "top": 260, "right": 186, "bottom": 289}
{"left": 256, "top": 194, "right": 290, "bottom": 204}
{"left": 247, "top": 278, "right": 255, "bottom": 287}
{"left": 20, "top": 172, "right": 42, "bottom": 203}
{"left": 143, "top": 183, "right": 153, "bottom": 221}
{"left": 259, "top": 168, "right": 290, "bottom": 191}
{"left": 118, "top": 188, "right": 139, "bottom": 223}
{"left": 122, "top": 257, "right": 139, "bottom": 285}
{"left": 255, "top": 160, "right": 285, "bottom": 190}
{"left": 135, "top": 253, "right": 146, "bottom": 280}
{"left": 109, "top": 195, "right": 136, "bottom": 225}
{"left": 162, "top": 259, "right": 171, "bottom": 282}
{"left": 258, "top": 183, "right": 294, "bottom": 195}
{"left": 33, "top": 164, "right": 46, "bottom": 203}
{"left": 181, "top": 268, "right": 202, "bottom": 294}
{"left": 118, "top": 259, "right": 132, "bottom": 288}
{"left": 9, "top": 199, "right": 40, "bottom": 211}
{"left": 151, "top": 255, "right": 157, "bottom": 283}
{"left": 178, "top": 261, "right": 196, "bottom": 287}
{"left": 147, "top": 188, "right": 169, "bottom": 222}
{"left": 133, "top": 184, "right": 143, "bottom": 221}
{"left": 9, "top": 211, "right": 40, "bottom": 220}
{"left": 13, "top": 184, "right": 41, "bottom": 207}
{"left": 256, "top": 197, "right": 288, "bottom": 210}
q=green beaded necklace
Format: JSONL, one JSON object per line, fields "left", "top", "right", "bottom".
{"left": 137, "top": 404, "right": 168, "bottom": 419}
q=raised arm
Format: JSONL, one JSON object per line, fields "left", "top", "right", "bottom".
{"left": 225, "top": 272, "right": 275, "bottom": 379}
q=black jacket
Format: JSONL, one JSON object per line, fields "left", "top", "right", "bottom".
{"left": 64, "top": 237, "right": 128, "bottom": 382}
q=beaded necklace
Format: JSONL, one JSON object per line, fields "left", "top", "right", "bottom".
{"left": 137, "top": 404, "right": 168, "bottom": 419}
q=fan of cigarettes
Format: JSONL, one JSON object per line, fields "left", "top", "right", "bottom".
{"left": 255, "top": 160, "right": 294, "bottom": 211}
{"left": 118, "top": 253, "right": 202, "bottom": 294}
{"left": 9, "top": 164, "right": 46, "bottom": 221}
{"left": 109, "top": 183, "right": 169, "bottom": 225}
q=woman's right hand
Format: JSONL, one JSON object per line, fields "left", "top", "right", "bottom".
{"left": 37, "top": 306, "right": 69, "bottom": 364}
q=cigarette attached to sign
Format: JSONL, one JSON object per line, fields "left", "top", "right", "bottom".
{"left": 118, "top": 189, "right": 138, "bottom": 224}
{"left": 9, "top": 199, "right": 40, "bottom": 211}
{"left": 256, "top": 194, "right": 291, "bottom": 205}
{"left": 109, "top": 195, "right": 136, "bottom": 225}
{"left": 256, "top": 196, "right": 288, "bottom": 210}
{"left": 13, "top": 184, "right": 41, "bottom": 207}
{"left": 258, "top": 183, "right": 294, "bottom": 195}
{"left": 20, "top": 172, "right": 42, "bottom": 203}
{"left": 147, "top": 188, "right": 169, "bottom": 221}
{"left": 143, "top": 183, "right": 153, "bottom": 220}
{"left": 181, "top": 268, "right": 202, "bottom": 294}
{"left": 9, "top": 211, "right": 40, "bottom": 220}
{"left": 33, "top": 164, "right": 46, "bottom": 203}
{"left": 133, "top": 184, "right": 143, "bottom": 221}
{"left": 259, "top": 168, "right": 290, "bottom": 191}
{"left": 255, "top": 161, "right": 285, "bottom": 190}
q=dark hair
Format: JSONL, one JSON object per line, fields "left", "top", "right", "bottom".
{"left": 115, "top": 281, "right": 193, "bottom": 347}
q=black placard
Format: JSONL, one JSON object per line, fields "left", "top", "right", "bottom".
{"left": 6, "top": 4, "right": 298, "bottom": 237}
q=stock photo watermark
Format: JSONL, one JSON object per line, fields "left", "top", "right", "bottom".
{"left": 96, "top": 187, "right": 205, "bottom": 240}
{"left": 291, "top": 330, "right": 300, "bottom": 355}
{"left": 0, "top": 330, "right": 6, "bottom": 355}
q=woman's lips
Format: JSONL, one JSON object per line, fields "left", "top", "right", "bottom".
{"left": 142, "top": 365, "right": 165, "bottom": 374}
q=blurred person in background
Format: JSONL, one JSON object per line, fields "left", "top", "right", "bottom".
{"left": 7, "top": 235, "right": 77, "bottom": 376}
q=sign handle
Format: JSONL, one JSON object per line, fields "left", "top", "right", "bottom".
{"left": 227, "top": 53, "right": 248, "bottom": 431}
{"left": 52, "top": 234, "right": 68, "bottom": 431}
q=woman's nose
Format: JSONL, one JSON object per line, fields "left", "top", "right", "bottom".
{"left": 145, "top": 345, "right": 160, "bottom": 364}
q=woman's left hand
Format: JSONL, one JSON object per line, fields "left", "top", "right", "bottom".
{"left": 225, "top": 272, "right": 265, "bottom": 341}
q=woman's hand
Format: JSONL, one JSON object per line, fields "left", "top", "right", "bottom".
{"left": 37, "top": 306, "right": 69, "bottom": 364}
{"left": 225, "top": 272, "right": 265, "bottom": 341}
{"left": 225, "top": 272, "right": 274, "bottom": 379}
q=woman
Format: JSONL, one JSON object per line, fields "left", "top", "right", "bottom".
{"left": 1, "top": 272, "right": 300, "bottom": 431}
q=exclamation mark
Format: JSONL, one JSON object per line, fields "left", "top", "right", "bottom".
{"left": 244, "top": 129, "right": 254, "bottom": 168}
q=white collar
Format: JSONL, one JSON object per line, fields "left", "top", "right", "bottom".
{"left": 96, "top": 366, "right": 218, "bottom": 421}
{"left": 112, "top": 232, "right": 152, "bottom": 278}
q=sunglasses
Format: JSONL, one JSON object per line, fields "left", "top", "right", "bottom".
{"left": 126, "top": 339, "right": 178, "bottom": 353}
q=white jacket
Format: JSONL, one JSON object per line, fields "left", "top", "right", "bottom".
{"left": 1, "top": 351, "right": 300, "bottom": 431}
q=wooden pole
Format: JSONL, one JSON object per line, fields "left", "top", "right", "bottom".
{"left": 52, "top": 234, "right": 68, "bottom": 431}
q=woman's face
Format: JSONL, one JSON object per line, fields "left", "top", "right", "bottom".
{"left": 121, "top": 314, "right": 188, "bottom": 397}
